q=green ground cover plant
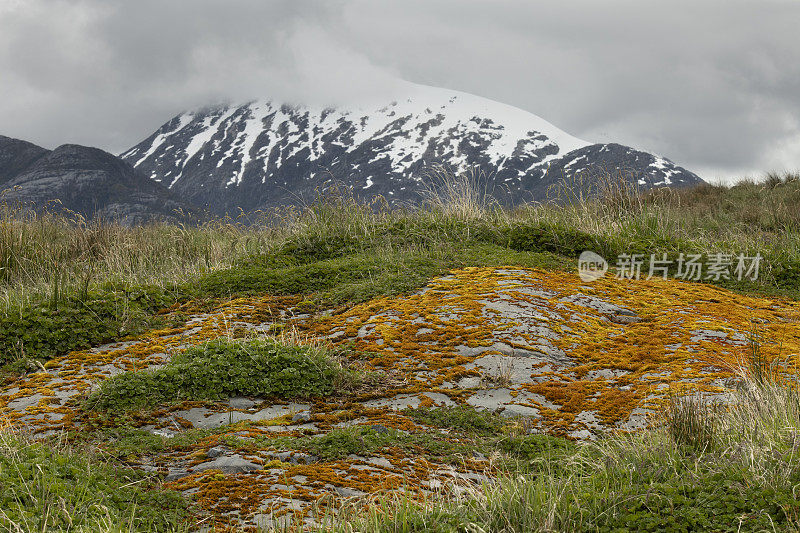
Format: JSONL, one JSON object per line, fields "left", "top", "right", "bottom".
{"left": 85, "top": 337, "right": 357, "bottom": 412}
{"left": 0, "top": 286, "right": 171, "bottom": 366}
{"left": 404, "top": 405, "right": 506, "bottom": 436}
{"left": 266, "top": 409, "right": 576, "bottom": 468}
{"left": 88, "top": 426, "right": 217, "bottom": 463}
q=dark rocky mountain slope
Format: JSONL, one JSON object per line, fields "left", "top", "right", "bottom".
{"left": 0, "top": 135, "right": 49, "bottom": 188}
{"left": 3, "top": 84, "right": 705, "bottom": 222}
{"left": 0, "top": 137, "right": 194, "bottom": 224}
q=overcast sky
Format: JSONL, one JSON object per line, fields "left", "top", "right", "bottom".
{"left": 1, "top": 0, "right": 798, "bottom": 182}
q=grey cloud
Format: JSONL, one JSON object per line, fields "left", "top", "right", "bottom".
{"left": 0, "top": 0, "right": 798, "bottom": 181}
{"left": 337, "top": 0, "right": 800, "bottom": 180}
{"left": 0, "top": 0, "right": 398, "bottom": 151}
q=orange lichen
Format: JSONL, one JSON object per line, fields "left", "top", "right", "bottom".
{"left": 4, "top": 267, "right": 800, "bottom": 527}
{"left": 312, "top": 267, "right": 800, "bottom": 435}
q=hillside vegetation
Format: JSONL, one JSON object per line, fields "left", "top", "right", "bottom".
{"left": 3, "top": 172, "right": 800, "bottom": 365}
{"left": 2, "top": 171, "right": 800, "bottom": 532}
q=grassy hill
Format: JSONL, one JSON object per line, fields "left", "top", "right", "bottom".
{"left": 2, "top": 172, "right": 800, "bottom": 532}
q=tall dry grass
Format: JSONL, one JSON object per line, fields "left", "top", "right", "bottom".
{"left": 420, "top": 165, "right": 498, "bottom": 221}
{"left": 3, "top": 169, "right": 800, "bottom": 310}
{"left": 0, "top": 203, "right": 277, "bottom": 308}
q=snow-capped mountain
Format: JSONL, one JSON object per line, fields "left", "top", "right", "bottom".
{"left": 121, "top": 82, "right": 703, "bottom": 215}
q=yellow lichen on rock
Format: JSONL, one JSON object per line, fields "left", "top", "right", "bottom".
{"left": 313, "top": 267, "right": 800, "bottom": 435}
{"left": 3, "top": 266, "right": 800, "bottom": 529}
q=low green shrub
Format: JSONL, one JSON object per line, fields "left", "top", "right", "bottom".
{"left": 86, "top": 337, "right": 354, "bottom": 412}
{"left": 277, "top": 233, "right": 362, "bottom": 263}
{"left": 497, "top": 433, "right": 575, "bottom": 461}
{"left": 305, "top": 425, "right": 402, "bottom": 461}
{"left": 301, "top": 424, "right": 485, "bottom": 464}
{"left": 194, "top": 250, "right": 447, "bottom": 303}
{"left": 0, "top": 290, "right": 163, "bottom": 365}
{"left": 404, "top": 405, "right": 505, "bottom": 436}
{"left": 484, "top": 222, "right": 612, "bottom": 257}
{"left": 588, "top": 470, "right": 800, "bottom": 532}
{"left": 773, "top": 260, "right": 800, "bottom": 289}
{"left": 91, "top": 426, "right": 215, "bottom": 462}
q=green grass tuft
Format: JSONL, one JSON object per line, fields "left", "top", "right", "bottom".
{"left": 0, "top": 428, "right": 187, "bottom": 532}
{"left": 404, "top": 405, "right": 506, "bottom": 436}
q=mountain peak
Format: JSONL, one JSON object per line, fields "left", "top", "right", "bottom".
{"left": 121, "top": 84, "right": 702, "bottom": 215}
{"left": 0, "top": 135, "right": 49, "bottom": 185}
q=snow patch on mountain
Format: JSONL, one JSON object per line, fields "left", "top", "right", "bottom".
{"left": 123, "top": 81, "right": 589, "bottom": 190}
{"left": 121, "top": 81, "right": 703, "bottom": 215}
